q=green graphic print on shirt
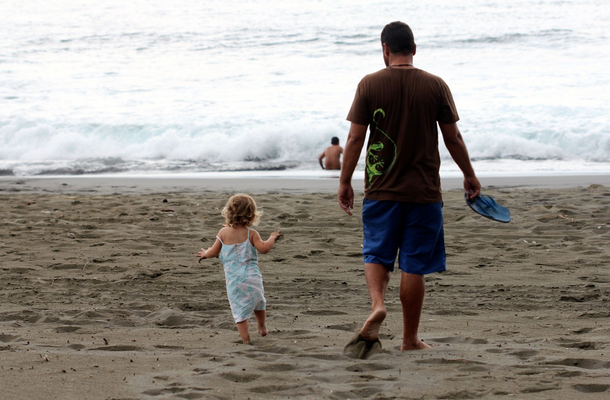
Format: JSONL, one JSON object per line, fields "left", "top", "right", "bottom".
{"left": 366, "top": 108, "right": 397, "bottom": 186}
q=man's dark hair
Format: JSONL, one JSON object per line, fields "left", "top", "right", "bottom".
{"left": 331, "top": 137, "right": 340, "bottom": 145}
{"left": 381, "top": 21, "right": 415, "bottom": 55}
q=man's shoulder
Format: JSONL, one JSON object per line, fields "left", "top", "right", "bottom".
{"left": 417, "top": 69, "right": 449, "bottom": 85}
{"left": 361, "top": 67, "right": 392, "bottom": 81}
{"left": 361, "top": 67, "right": 446, "bottom": 83}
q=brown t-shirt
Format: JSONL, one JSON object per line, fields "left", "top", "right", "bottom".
{"left": 347, "top": 67, "right": 459, "bottom": 203}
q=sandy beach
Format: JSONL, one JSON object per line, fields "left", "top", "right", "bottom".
{"left": 1, "top": 175, "right": 609, "bottom": 399}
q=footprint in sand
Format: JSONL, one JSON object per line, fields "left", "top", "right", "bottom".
{"left": 90, "top": 345, "right": 141, "bottom": 351}
{"left": 249, "top": 384, "right": 301, "bottom": 395}
{"left": 573, "top": 384, "right": 610, "bottom": 393}
{"left": 0, "top": 334, "right": 20, "bottom": 343}
{"left": 258, "top": 363, "right": 296, "bottom": 372}
{"left": 546, "top": 358, "right": 610, "bottom": 369}
{"left": 431, "top": 336, "right": 488, "bottom": 345}
{"left": 55, "top": 326, "right": 80, "bottom": 333}
{"left": 509, "top": 349, "right": 539, "bottom": 359}
{"left": 345, "top": 363, "right": 392, "bottom": 373}
{"left": 219, "top": 372, "right": 261, "bottom": 383}
{"left": 557, "top": 339, "right": 601, "bottom": 350}
{"left": 325, "top": 322, "right": 359, "bottom": 332}
{"left": 142, "top": 386, "right": 209, "bottom": 398}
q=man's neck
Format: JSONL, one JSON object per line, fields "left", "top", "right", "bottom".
{"left": 388, "top": 55, "right": 414, "bottom": 68}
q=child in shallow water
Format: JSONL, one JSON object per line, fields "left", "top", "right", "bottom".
{"left": 197, "top": 194, "right": 282, "bottom": 344}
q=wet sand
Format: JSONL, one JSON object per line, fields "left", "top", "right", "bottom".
{"left": 1, "top": 175, "right": 609, "bottom": 399}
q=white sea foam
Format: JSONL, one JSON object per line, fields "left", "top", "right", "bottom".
{"left": 1, "top": 0, "right": 609, "bottom": 176}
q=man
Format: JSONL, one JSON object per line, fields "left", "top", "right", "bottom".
{"left": 338, "top": 21, "right": 481, "bottom": 356}
{"left": 318, "top": 137, "right": 343, "bottom": 170}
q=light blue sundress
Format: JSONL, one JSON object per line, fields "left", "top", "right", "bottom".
{"left": 217, "top": 229, "right": 266, "bottom": 323}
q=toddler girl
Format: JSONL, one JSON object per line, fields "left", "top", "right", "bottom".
{"left": 197, "top": 194, "right": 282, "bottom": 344}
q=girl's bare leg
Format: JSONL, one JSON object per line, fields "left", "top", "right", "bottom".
{"left": 236, "top": 320, "right": 251, "bottom": 344}
{"left": 254, "top": 310, "right": 268, "bottom": 336}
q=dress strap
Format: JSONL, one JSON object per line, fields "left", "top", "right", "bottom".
{"left": 247, "top": 228, "right": 255, "bottom": 245}
{"left": 216, "top": 236, "right": 224, "bottom": 245}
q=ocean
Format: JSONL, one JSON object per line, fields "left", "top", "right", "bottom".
{"left": 2, "top": 0, "right": 609, "bottom": 177}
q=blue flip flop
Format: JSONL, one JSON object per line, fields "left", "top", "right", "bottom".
{"left": 465, "top": 193, "right": 511, "bottom": 223}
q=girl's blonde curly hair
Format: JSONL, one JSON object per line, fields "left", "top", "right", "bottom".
{"left": 221, "top": 194, "right": 261, "bottom": 227}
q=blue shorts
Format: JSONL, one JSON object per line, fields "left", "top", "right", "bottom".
{"left": 362, "top": 199, "right": 446, "bottom": 275}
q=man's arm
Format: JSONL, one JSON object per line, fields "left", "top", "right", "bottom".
{"left": 439, "top": 122, "right": 481, "bottom": 200}
{"left": 338, "top": 123, "right": 368, "bottom": 215}
{"left": 318, "top": 151, "right": 325, "bottom": 169}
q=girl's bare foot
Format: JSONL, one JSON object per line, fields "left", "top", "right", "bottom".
{"left": 236, "top": 321, "right": 251, "bottom": 344}
{"left": 254, "top": 310, "right": 267, "bottom": 337}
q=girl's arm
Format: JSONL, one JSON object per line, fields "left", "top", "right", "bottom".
{"left": 251, "top": 229, "right": 282, "bottom": 254}
{"left": 197, "top": 237, "right": 222, "bottom": 263}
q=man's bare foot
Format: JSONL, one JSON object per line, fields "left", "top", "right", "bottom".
{"left": 258, "top": 326, "right": 268, "bottom": 337}
{"left": 360, "top": 307, "right": 386, "bottom": 341}
{"left": 401, "top": 339, "right": 432, "bottom": 351}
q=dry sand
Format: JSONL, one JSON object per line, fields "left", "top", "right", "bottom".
{"left": 1, "top": 176, "right": 609, "bottom": 399}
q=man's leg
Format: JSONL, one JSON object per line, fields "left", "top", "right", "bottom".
{"left": 360, "top": 263, "right": 390, "bottom": 341}
{"left": 400, "top": 272, "right": 431, "bottom": 350}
